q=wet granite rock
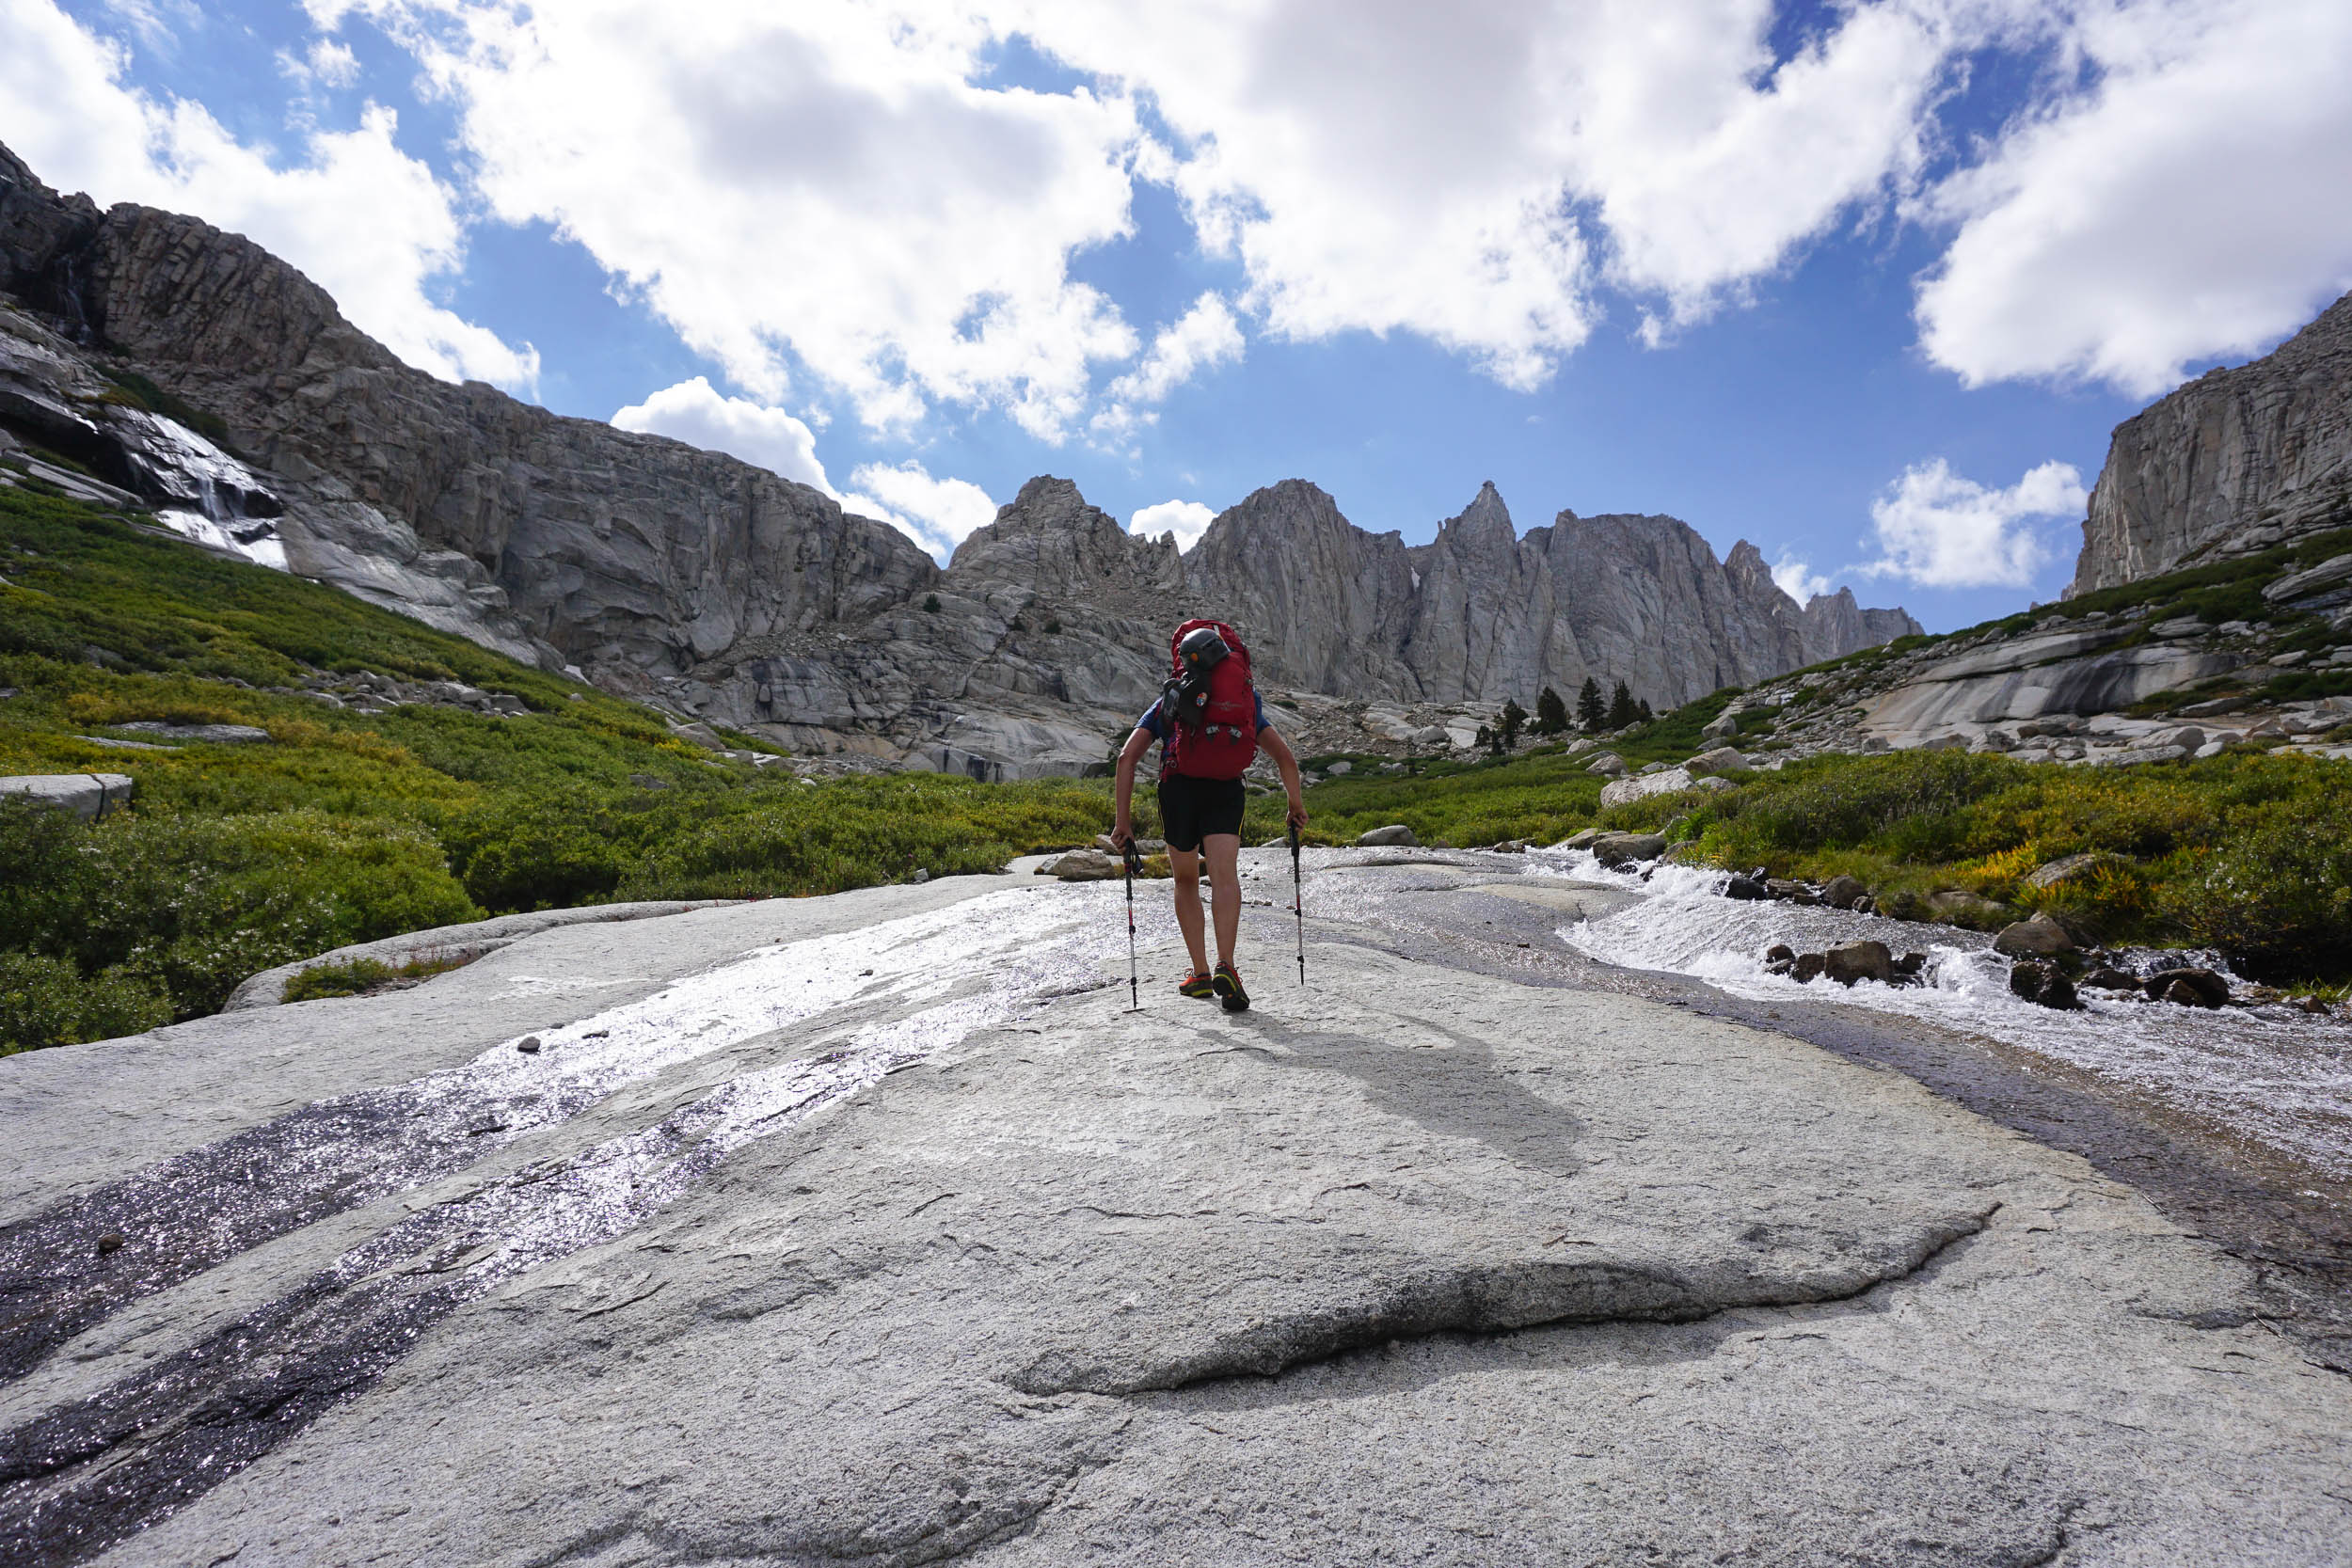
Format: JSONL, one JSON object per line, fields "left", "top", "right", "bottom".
{"left": 2149, "top": 967, "right": 2230, "bottom": 1008}
{"left": 1820, "top": 875, "right": 1867, "bottom": 911}
{"left": 1790, "top": 952, "right": 1827, "bottom": 983}
{"left": 1994, "top": 914, "right": 2077, "bottom": 958}
{"left": 2010, "top": 960, "right": 2080, "bottom": 1010}
{"left": 1765, "top": 879, "right": 1819, "bottom": 906}
{"left": 1725, "top": 875, "right": 1770, "bottom": 901}
{"left": 1822, "top": 941, "right": 1894, "bottom": 986}
{"left": 2081, "top": 966, "right": 2142, "bottom": 991}
{"left": 1591, "top": 832, "right": 1668, "bottom": 869}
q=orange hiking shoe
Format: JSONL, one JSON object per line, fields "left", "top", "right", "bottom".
{"left": 1213, "top": 961, "right": 1249, "bottom": 1013}
{"left": 1177, "top": 969, "right": 1216, "bottom": 999}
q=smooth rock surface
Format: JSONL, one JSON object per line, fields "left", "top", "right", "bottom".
{"left": 1, "top": 867, "right": 2345, "bottom": 1565}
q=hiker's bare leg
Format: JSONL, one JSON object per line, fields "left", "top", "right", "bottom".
{"left": 1169, "top": 847, "right": 1210, "bottom": 975}
{"left": 1204, "top": 833, "right": 1242, "bottom": 966}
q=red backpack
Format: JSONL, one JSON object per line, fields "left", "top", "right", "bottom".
{"left": 1160, "top": 619, "right": 1259, "bottom": 780}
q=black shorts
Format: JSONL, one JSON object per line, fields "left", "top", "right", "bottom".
{"left": 1157, "top": 773, "right": 1246, "bottom": 853}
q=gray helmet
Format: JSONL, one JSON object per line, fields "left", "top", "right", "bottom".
{"left": 1176, "top": 626, "right": 1230, "bottom": 675}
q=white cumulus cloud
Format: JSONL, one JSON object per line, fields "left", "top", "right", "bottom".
{"left": 1915, "top": 0, "right": 2352, "bottom": 396}
{"left": 1130, "top": 499, "right": 1216, "bottom": 551}
{"left": 1770, "top": 553, "right": 1834, "bottom": 604}
{"left": 0, "top": 0, "right": 535, "bottom": 388}
{"left": 1092, "top": 293, "right": 1243, "bottom": 445}
{"left": 336, "top": 0, "right": 1140, "bottom": 437}
{"left": 612, "top": 376, "right": 835, "bottom": 492}
{"left": 1863, "top": 458, "right": 2086, "bottom": 589}
{"left": 846, "top": 460, "right": 1001, "bottom": 560}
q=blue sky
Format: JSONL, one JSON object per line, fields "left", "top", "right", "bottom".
{"left": 8, "top": 0, "right": 2352, "bottom": 631}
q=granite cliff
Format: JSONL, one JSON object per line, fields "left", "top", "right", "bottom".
{"left": 0, "top": 143, "right": 1916, "bottom": 776}
{"left": 2071, "top": 290, "right": 2352, "bottom": 595}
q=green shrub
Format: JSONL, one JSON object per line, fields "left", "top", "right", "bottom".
{"left": 0, "top": 952, "right": 171, "bottom": 1053}
{"left": 282, "top": 951, "right": 470, "bottom": 1003}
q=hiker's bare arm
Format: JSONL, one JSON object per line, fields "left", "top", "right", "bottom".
{"left": 1258, "top": 727, "right": 1309, "bottom": 827}
{"left": 1112, "top": 727, "right": 1152, "bottom": 844}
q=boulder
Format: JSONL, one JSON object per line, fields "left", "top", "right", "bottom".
{"left": 1763, "top": 942, "right": 1797, "bottom": 966}
{"left": 1822, "top": 941, "right": 1894, "bottom": 987}
{"left": 1700, "top": 709, "right": 1741, "bottom": 741}
{"left": 1591, "top": 832, "right": 1668, "bottom": 869}
{"left": 1765, "top": 879, "right": 1819, "bottom": 906}
{"left": 1682, "top": 746, "right": 1748, "bottom": 778}
{"left": 114, "top": 721, "right": 271, "bottom": 744}
{"left": 1891, "top": 951, "right": 1929, "bottom": 984}
{"left": 1819, "top": 875, "right": 1867, "bottom": 911}
{"left": 2025, "top": 852, "right": 2121, "bottom": 891}
{"left": 2147, "top": 967, "right": 2229, "bottom": 1007}
{"left": 1599, "top": 768, "right": 1697, "bottom": 809}
{"left": 1724, "top": 875, "right": 1770, "bottom": 901}
{"left": 2009, "top": 960, "right": 2079, "bottom": 1010}
{"left": 0, "top": 772, "right": 135, "bottom": 821}
{"left": 1356, "top": 824, "right": 1417, "bottom": 847}
{"left": 1584, "top": 752, "right": 1627, "bottom": 777}
{"left": 1926, "top": 890, "right": 2011, "bottom": 928}
{"left": 1993, "top": 913, "right": 2076, "bottom": 958}
{"left": 1327, "top": 760, "right": 1355, "bottom": 775}
{"left": 1047, "top": 849, "right": 1120, "bottom": 881}
{"left": 2080, "top": 966, "right": 2141, "bottom": 991}
{"left": 1790, "top": 952, "right": 1826, "bottom": 983}
{"left": 1555, "top": 828, "right": 1603, "bottom": 851}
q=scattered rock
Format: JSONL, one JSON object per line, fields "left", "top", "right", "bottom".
{"left": 2009, "top": 960, "right": 2079, "bottom": 1010}
{"left": 1584, "top": 752, "right": 1627, "bottom": 777}
{"left": 1926, "top": 890, "right": 2011, "bottom": 928}
{"left": 1763, "top": 942, "right": 1797, "bottom": 966}
{"left": 1600, "top": 767, "right": 1699, "bottom": 809}
{"left": 1591, "top": 832, "right": 1668, "bottom": 869}
{"left": 912, "top": 869, "right": 930, "bottom": 884}
{"left": 2025, "top": 852, "right": 2119, "bottom": 891}
{"left": 95, "top": 1231, "right": 124, "bottom": 1256}
{"left": 1891, "top": 951, "right": 1928, "bottom": 983}
{"left": 1993, "top": 913, "right": 2075, "bottom": 958}
{"left": 1724, "top": 875, "right": 1769, "bottom": 901}
{"left": 1819, "top": 875, "right": 1867, "bottom": 911}
{"left": 113, "top": 721, "right": 273, "bottom": 744}
{"left": 0, "top": 772, "right": 135, "bottom": 821}
{"left": 1356, "top": 824, "right": 1417, "bottom": 847}
{"left": 1681, "top": 746, "right": 1747, "bottom": 778}
{"left": 1790, "top": 952, "right": 1826, "bottom": 983}
{"left": 1556, "top": 828, "right": 1603, "bottom": 851}
{"left": 2147, "top": 967, "right": 2229, "bottom": 1008}
{"left": 1327, "top": 760, "right": 1355, "bottom": 775}
{"left": 1700, "top": 709, "right": 1741, "bottom": 741}
{"left": 2080, "top": 966, "right": 2141, "bottom": 991}
{"left": 1822, "top": 941, "right": 1894, "bottom": 986}
{"left": 1046, "top": 849, "right": 1120, "bottom": 880}
{"left": 1765, "top": 879, "right": 1818, "bottom": 906}
{"left": 516, "top": 1036, "right": 542, "bottom": 1055}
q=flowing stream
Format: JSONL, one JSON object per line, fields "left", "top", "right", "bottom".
{"left": 1529, "top": 848, "right": 2352, "bottom": 1181}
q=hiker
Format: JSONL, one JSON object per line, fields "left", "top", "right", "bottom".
{"left": 1112, "top": 619, "right": 1308, "bottom": 1012}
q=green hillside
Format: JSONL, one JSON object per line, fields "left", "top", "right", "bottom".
{"left": 0, "top": 484, "right": 1109, "bottom": 1051}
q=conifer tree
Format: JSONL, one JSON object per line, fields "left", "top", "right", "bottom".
{"left": 1534, "top": 686, "right": 1567, "bottom": 736}
{"left": 1576, "top": 676, "right": 1606, "bottom": 731}
{"left": 1606, "top": 680, "right": 1639, "bottom": 730}
{"left": 1498, "top": 698, "right": 1528, "bottom": 749}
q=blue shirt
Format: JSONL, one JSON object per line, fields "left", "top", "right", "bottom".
{"left": 1136, "top": 690, "right": 1270, "bottom": 745}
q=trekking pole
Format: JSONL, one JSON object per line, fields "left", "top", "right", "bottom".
{"left": 1121, "top": 837, "right": 1143, "bottom": 1011}
{"left": 1288, "top": 820, "right": 1307, "bottom": 988}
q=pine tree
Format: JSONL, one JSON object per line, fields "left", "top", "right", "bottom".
{"left": 1638, "top": 699, "right": 1654, "bottom": 722}
{"left": 1606, "top": 680, "right": 1639, "bottom": 730}
{"left": 1498, "top": 698, "right": 1528, "bottom": 749}
{"left": 1576, "top": 676, "right": 1606, "bottom": 732}
{"left": 1534, "top": 686, "right": 1567, "bottom": 735}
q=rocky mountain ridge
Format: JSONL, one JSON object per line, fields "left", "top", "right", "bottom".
{"left": 1, "top": 142, "right": 1916, "bottom": 777}
{"left": 2072, "top": 290, "right": 2352, "bottom": 595}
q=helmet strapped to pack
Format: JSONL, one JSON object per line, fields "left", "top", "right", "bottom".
{"left": 1160, "top": 618, "right": 1260, "bottom": 781}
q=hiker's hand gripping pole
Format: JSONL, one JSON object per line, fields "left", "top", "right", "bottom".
{"left": 1120, "top": 834, "right": 1143, "bottom": 1011}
